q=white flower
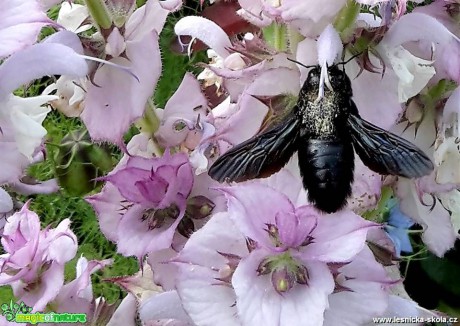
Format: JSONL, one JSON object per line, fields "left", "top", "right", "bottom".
{"left": 2, "top": 94, "right": 55, "bottom": 160}
{"left": 379, "top": 44, "right": 435, "bottom": 103}
{"left": 57, "top": 2, "right": 92, "bottom": 34}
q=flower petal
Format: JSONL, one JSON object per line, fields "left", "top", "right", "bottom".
{"left": 396, "top": 179, "right": 456, "bottom": 257}
{"left": 0, "top": 0, "right": 51, "bottom": 58}
{"left": 233, "top": 249, "right": 334, "bottom": 326}
{"left": 81, "top": 31, "right": 161, "bottom": 144}
{"left": 220, "top": 183, "right": 295, "bottom": 248}
{"left": 0, "top": 43, "right": 88, "bottom": 97}
{"left": 139, "top": 290, "right": 192, "bottom": 324}
{"left": 174, "top": 16, "right": 232, "bottom": 58}
{"left": 301, "top": 211, "right": 377, "bottom": 262}
{"left": 0, "top": 188, "right": 13, "bottom": 213}
{"left": 174, "top": 213, "right": 247, "bottom": 325}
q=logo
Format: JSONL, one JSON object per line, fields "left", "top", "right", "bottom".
{"left": 1, "top": 300, "right": 87, "bottom": 324}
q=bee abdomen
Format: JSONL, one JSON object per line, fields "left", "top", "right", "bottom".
{"left": 298, "top": 139, "right": 354, "bottom": 213}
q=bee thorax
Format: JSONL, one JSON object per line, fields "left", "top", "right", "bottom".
{"left": 296, "top": 90, "right": 342, "bottom": 139}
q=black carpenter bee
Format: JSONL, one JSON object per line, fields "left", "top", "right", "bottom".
{"left": 208, "top": 62, "right": 434, "bottom": 213}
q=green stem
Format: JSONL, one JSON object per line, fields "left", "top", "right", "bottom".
{"left": 138, "top": 99, "right": 161, "bottom": 134}
{"left": 334, "top": 0, "right": 360, "bottom": 40}
{"left": 287, "top": 27, "right": 304, "bottom": 56}
{"left": 84, "top": 0, "right": 112, "bottom": 30}
{"left": 137, "top": 100, "right": 165, "bottom": 156}
{"left": 263, "top": 23, "right": 287, "bottom": 52}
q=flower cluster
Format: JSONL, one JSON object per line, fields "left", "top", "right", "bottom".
{"left": 0, "top": 0, "right": 459, "bottom": 325}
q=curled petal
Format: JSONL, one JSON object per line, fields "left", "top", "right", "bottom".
{"left": 0, "top": 43, "right": 88, "bottom": 97}
{"left": 174, "top": 16, "right": 232, "bottom": 58}
{"left": 382, "top": 13, "right": 459, "bottom": 48}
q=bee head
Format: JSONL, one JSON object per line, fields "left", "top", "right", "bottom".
{"left": 301, "top": 65, "right": 353, "bottom": 97}
{"left": 327, "top": 65, "right": 353, "bottom": 96}
{"left": 302, "top": 66, "right": 322, "bottom": 91}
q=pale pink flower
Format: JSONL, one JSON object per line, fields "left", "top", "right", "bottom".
{"left": 110, "top": 265, "right": 193, "bottom": 326}
{"left": 171, "top": 180, "right": 379, "bottom": 326}
{"left": 81, "top": 0, "right": 181, "bottom": 145}
{"left": 0, "top": 203, "right": 78, "bottom": 311}
{"left": 52, "top": 256, "right": 112, "bottom": 316}
{"left": 87, "top": 150, "right": 194, "bottom": 261}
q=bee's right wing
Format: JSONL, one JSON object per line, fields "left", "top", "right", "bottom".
{"left": 347, "top": 112, "right": 434, "bottom": 178}
{"left": 208, "top": 111, "right": 301, "bottom": 182}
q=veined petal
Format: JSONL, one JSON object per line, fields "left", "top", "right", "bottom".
{"left": 325, "top": 280, "right": 388, "bottom": 326}
{"left": 246, "top": 67, "right": 301, "bottom": 96}
{"left": 11, "top": 178, "right": 60, "bottom": 195}
{"left": 301, "top": 211, "right": 377, "bottom": 262}
{"left": 348, "top": 60, "right": 403, "bottom": 129}
{"left": 85, "top": 183, "right": 124, "bottom": 243}
{"left": 176, "top": 265, "right": 239, "bottom": 326}
{"left": 13, "top": 262, "right": 65, "bottom": 312}
{"left": 214, "top": 93, "right": 268, "bottom": 145}
{"left": 434, "top": 137, "right": 460, "bottom": 184}
{"left": 220, "top": 183, "right": 296, "bottom": 248}
{"left": 174, "top": 213, "right": 247, "bottom": 325}
{"left": 233, "top": 249, "right": 334, "bottom": 326}
{"left": 81, "top": 31, "right": 161, "bottom": 145}
{"left": 116, "top": 204, "right": 184, "bottom": 260}
{"left": 139, "top": 290, "right": 192, "bottom": 324}
{"left": 441, "top": 86, "right": 460, "bottom": 138}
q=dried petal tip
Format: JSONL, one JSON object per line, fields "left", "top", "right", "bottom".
{"left": 257, "top": 257, "right": 274, "bottom": 276}
{"left": 295, "top": 265, "right": 310, "bottom": 285}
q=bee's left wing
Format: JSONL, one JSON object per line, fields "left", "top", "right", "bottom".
{"left": 208, "top": 111, "right": 301, "bottom": 183}
{"left": 347, "top": 112, "right": 434, "bottom": 178}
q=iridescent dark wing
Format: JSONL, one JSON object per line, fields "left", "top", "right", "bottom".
{"left": 347, "top": 112, "right": 434, "bottom": 178}
{"left": 208, "top": 111, "right": 301, "bottom": 182}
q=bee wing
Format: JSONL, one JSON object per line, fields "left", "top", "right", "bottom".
{"left": 347, "top": 113, "right": 434, "bottom": 178}
{"left": 208, "top": 111, "right": 301, "bottom": 182}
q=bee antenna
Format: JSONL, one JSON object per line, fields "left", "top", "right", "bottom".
{"left": 335, "top": 52, "right": 363, "bottom": 67}
{"left": 287, "top": 57, "right": 317, "bottom": 69}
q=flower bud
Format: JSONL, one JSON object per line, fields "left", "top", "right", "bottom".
{"left": 177, "top": 217, "right": 195, "bottom": 238}
{"left": 295, "top": 265, "right": 309, "bottom": 285}
{"left": 54, "top": 129, "right": 113, "bottom": 196}
{"left": 186, "top": 196, "right": 215, "bottom": 220}
{"left": 271, "top": 266, "right": 295, "bottom": 294}
{"left": 104, "top": 0, "right": 136, "bottom": 27}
